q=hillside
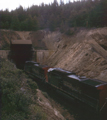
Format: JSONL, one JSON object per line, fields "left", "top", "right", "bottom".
{"left": 0, "top": 29, "right": 48, "bottom": 50}
{"left": 0, "top": 57, "right": 68, "bottom": 120}
{"left": 1, "top": 1, "right": 107, "bottom": 31}
{"left": 43, "top": 27, "right": 107, "bottom": 82}
{"left": 0, "top": 27, "right": 107, "bottom": 82}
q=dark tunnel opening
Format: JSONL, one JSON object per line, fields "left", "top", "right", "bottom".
{"left": 9, "top": 40, "right": 33, "bottom": 69}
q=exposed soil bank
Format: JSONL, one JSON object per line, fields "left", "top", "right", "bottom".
{"left": 43, "top": 27, "right": 107, "bottom": 82}
{"left": 0, "top": 27, "right": 107, "bottom": 82}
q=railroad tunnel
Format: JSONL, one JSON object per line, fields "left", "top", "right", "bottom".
{"left": 9, "top": 40, "right": 33, "bottom": 69}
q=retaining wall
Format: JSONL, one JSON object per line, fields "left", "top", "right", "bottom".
{"left": 0, "top": 50, "right": 55, "bottom": 63}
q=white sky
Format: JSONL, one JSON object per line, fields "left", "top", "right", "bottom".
{"left": 0, "top": 0, "right": 71, "bottom": 11}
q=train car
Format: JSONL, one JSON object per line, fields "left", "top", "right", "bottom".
{"left": 24, "top": 62, "right": 107, "bottom": 116}
{"left": 24, "top": 61, "right": 39, "bottom": 74}
{"left": 63, "top": 76, "right": 107, "bottom": 112}
{"left": 47, "top": 68, "right": 76, "bottom": 89}
{"left": 25, "top": 61, "right": 51, "bottom": 82}
{"left": 47, "top": 68, "right": 107, "bottom": 113}
{"left": 80, "top": 78, "right": 107, "bottom": 112}
{"left": 31, "top": 64, "right": 51, "bottom": 82}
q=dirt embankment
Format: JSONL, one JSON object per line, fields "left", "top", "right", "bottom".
{"left": 0, "top": 28, "right": 107, "bottom": 82}
{"left": 43, "top": 27, "right": 107, "bottom": 82}
{"left": 36, "top": 89, "right": 66, "bottom": 120}
{"left": 0, "top": 30, "right": 48, "bottom": 50}
{"left": 1, "top": 28, "right": 107, "bottom": 119}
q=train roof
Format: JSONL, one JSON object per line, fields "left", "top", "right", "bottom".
{"left": 34, "top": 64, "right": 49, "bottom": 68}
{"left": 48, "top": 68, "right": 75, "bottom": 75}
{"left": 25, "top": 61, "right": 39, "bottom": 64}
{"left": 67, "top": 75, "right": 107, "bottom": 87}
{"left": 68, "top": 75, "right": 80, "bottom": 81}
{"left": 11, "top": 40, "right": 32, "bottom": 45}
{"left": 81, "top": 78, "right": 107, "bottom": 87}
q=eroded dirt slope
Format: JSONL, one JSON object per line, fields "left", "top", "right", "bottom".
{"left": 0, "top": 28, "right": 107, "bottom": 82}
{"left": 43, "top": 27, "right": 107, "bottom": 82}
{"left": 0, "top": 30, "right": 48, "bottom": 50}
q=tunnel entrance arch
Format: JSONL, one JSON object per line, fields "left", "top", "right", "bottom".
{"left": 10, "top": 40, "right": 33, "bottom": 69}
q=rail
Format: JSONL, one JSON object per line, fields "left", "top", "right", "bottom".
{"left": 100, "top": 98, "right": 107, "bottom": 112}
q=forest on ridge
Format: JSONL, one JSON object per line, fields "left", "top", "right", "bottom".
{"left": 0, "top": 0, "right": 107, "bottom": 32}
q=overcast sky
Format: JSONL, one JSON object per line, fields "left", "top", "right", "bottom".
{"left": 0, "top": 0, "right": 71, "bottom": 11}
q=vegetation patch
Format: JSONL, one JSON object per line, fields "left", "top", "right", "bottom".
{"left": 0, "top": 1, "right": 107, "bottom": 31}
{"left": 0, "top": 58, "right": 47, "bottom": 120}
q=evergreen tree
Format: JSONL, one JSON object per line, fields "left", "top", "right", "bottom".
{"left": 10, "top": 15, "right": 20, "bottom": 30}
{"left": 0, "top": 0, "right": 106, "bottom": 31}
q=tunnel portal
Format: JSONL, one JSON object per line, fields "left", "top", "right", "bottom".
{"left": 10, "top": 40, "right": 33, "bottom": 69}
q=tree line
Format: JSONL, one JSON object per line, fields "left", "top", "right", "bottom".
{"left": 0, "top": 0, "right": 107, "bottom": 32}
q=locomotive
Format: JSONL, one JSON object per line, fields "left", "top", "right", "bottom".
{"left": 24, "top": 61, "right": 107, "bottom": 116}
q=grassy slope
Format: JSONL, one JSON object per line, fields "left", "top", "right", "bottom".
{"left": 0, "top": 58, "right": 67, "bottom": 120}
{"left": 0, "top": 58, "right": 48, "bottom": 120}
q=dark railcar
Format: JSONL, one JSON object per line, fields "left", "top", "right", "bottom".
{"left": 80, "top": 78, "right": 107, "bottom": 112}
{"left": 24, "top": 62, "right": 107, "bottom": 116}
{"left": 47, "top": 68, "right": 75, "bottom": 88}
{"left": 24, "top": 61, "right": 39, "bottom": 74}
{"left": 47, "top": 68, "right": 107, "bottom": 113}
{"left": 32, "top": 64, "right": 51, "bottom": 82}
